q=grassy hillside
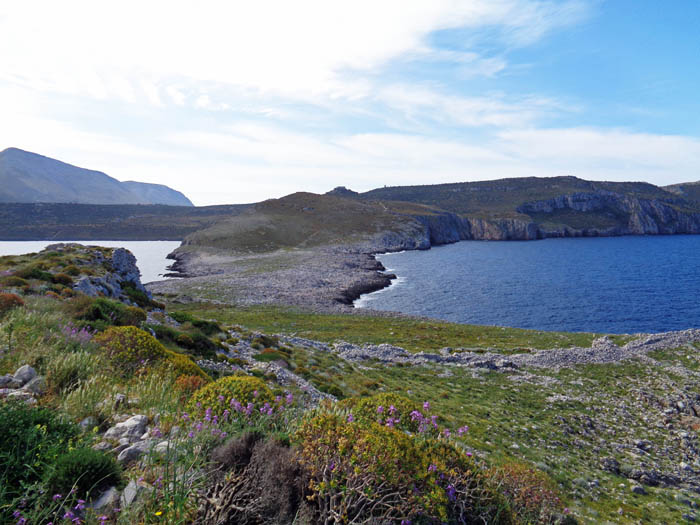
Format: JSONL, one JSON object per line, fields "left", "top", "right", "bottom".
{"left": 183, "top": 192, "right": 434, "bottom": 253}
{"left": 357, "top": 176, "right": 688, "bottom": 218}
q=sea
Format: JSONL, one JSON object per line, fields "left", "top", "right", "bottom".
{"left": 355, "top": 235, "right": 700, "bottom": 334}
{"left": 0, "top": 241, "right": 181, "bottom": 284}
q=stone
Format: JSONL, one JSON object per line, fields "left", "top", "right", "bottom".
{"left": 6, "top": 390, "right": 36, "bottom": 404}
{"left": 0, "top": 374, "right": 21, "bottom": 388}
{"left": 80, "top": 416, "right": 99, "bottom": 431}
{"left": 683, "top": 514, "right": 696, "bottom": 522}
{"left": 89, "top": 486, "right": 120, "bottom": 511}
{"left": 120, "top": 480, "right": 151, "bottom": 508}
{"left": 113, "top": 393, "right": 127, "bottom": 409}
{"left": 92, "top": 441, "right": 111, "bottom": 452}
{"left": 631, "top": 485, "right": 647, "bottom": 495}
{"left": 13, "top": 364, "right": 37, "bottom": 385}
{"left": 117, "top": 441, "right": 151, "bottom": 464}
{"left": 104, "top": 415, "right": 148, "bottom": 441}
{"left": 21, "top": 375, "right": 46, "bottom": 395}
{"left": 154, "top": 441, "right": 171, "bottom": 454}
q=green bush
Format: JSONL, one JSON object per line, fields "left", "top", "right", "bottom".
{"left": 94, "top": 326, "right": 206, "bottom": 378}
{"left": 0, "top": 402, "right": 79, "bottom": 514}
{"left": 15, "top": 265, "right": 53, "bottom": 281}
{"left": 339, "top": 392, "right": 428, "bottom": 433}
{"left": 486, "top": 462, "right": 565, "bottom": 524}
{"left": 51, "top": 273, "right": 73, "bottom": 286}
{"left": 0, "top": 292, "right": 24, "bottom": 317}
{"left": 296, "top": 411, "right": 505, "bottom": 524}
{"left": 70, "top": 296, "right": 145, "bottom": 328}
{"left": 187, "top": 375, "right": 273, "bottom": 417}
{"left": 46, "top": 448, "right": 123, "bottom": 499}
{"left": 0, "top": 275, "right": 28, "bottom": 287}
{"left": 63, "top": 264, "right": 81, "bottom": 276}
{"left": 121, "top": 282, "right": 154, "bottom": 308}
{"left": 169, "top": 311, "right": 193, "bottom": 324}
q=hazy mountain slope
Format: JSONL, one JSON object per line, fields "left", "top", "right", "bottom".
{"left": 0, "top": 147, "right": 193, "bottom": 206}
{"left": 121, "top": 181, "right": 193, "bottom": 206}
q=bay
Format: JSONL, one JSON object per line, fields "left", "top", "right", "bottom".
{"left": 356, "top": 235, "right": 700, "bottom": 334}
{"left": 0, "top": 241, "right": 181, "bottom": 284}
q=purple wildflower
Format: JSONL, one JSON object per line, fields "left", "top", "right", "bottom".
{"left": 446, "top": 484, "right": 456, "bottom": 501}
{"left": 423, "top": 401, "right": 430, "bottom": 411}
{"left": 286, "top": 392, "right": 293, "bottom": 405}
{"left": 52, "top": 493, "right": 62, "bottom": 501}
{"left": 428, "top": 464, "right": 437, "bottom": 472}
{"left": 377, "top": 405, "right": 384, "bottom": 414}
{"left": 347, "top": 413, "right": 354, "bottom": 423}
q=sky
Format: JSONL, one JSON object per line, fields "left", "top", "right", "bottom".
{"left": 1, "top": 1, "right": 699, "bottom": 206}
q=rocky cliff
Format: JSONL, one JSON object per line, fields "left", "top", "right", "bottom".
{"left": 402, "top": 190, "right": 700, "bottom": 245}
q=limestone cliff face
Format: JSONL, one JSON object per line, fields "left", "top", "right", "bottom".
{"left": 401, "top": 190, "right": 700, "bottom": 247}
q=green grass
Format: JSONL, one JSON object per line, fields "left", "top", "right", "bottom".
{"left": 166, "top": 303, "right": 598, "bottom": 353}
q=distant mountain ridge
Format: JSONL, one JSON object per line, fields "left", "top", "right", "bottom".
{"left": 0, "top": 147, "right": 193, "bottom": 206}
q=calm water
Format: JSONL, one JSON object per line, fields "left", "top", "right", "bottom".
{"left": 0, "top": 241, "right": 181, "bottom": 284}
{"left": 356, "top": 235, "right": 700, "bottom": 334}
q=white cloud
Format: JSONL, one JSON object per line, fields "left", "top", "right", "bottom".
{"left": 0, "top": 0, "right": 589, "bottom": 105}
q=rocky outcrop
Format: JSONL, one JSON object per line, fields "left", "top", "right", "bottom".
{"left": 58, "top": 244, "right": 152, "bottom": 303}
{"left": 403, "top": 191, "right": 700, "bottom": 244}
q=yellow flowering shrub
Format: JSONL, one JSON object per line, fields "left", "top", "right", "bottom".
{"left": 295, "top": 410, "right": 507, "bottom": 524}
{"left": 338, "top": 392, "right": 427, "bottom": 433}
{"left": 94, "top": 326, "right": 206, "bottom": 378}
{"left": 186, "top": 375, "right": 273, "bottom": 417}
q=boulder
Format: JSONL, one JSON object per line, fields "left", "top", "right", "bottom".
{"left": 13, "top": 364, "right": 37, "bottom": 385}
{"left": 120, "top": 480, "right": 151, "bottom": 508}
{"left": 22, "top": 375, "right": 46, "bottom": 395}
{"left": 0, "top": 374, "right": 21, "bottom": 388}
{"left": 89, "top": 486, "right": 120, "bottom": 511}
{"left": 104, "top": 415, "right": 148, "bottom": 441}
{"left": 117, "top": 440, "right": 151, "bottom": 464}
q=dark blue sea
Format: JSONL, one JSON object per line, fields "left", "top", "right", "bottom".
{"left": 355, "top": 235, "right": 700, "bottom": 334}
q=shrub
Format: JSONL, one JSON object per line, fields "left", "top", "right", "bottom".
{"left": 147, "top": 323, "right": 181, "bottom": 342}
{"left": 0, "top": 292, "right": 24, "bottom": 317}
{"left": 162, "top": 348, "right": 209, "bottom": 379}
{"left": 46, "top": 448, "right": 123, "bottom": 499}
{"left": 175, "top": 374, "right": 209, "bottom": 398}
{"left": 169, "top": 311, "right": 194, "bottom": 324}
{"left": 190, "top": 331, "right": 218, "bottom": 357}
{"left": 0, "top": 402, "right": 78, "bottom": 514}
{"left": 63, "top": 264, "right": 81, "bottom": 276}
{"left": 339, "top": 392, "right": 429, "bottom": 433}
{"left": 52, "top": 273, "right": 73, "bottom": 286}
{"left": 121, "top": 282, "right": 153, "bottom": 308}
{"left": 176, "top": 333, "right": 195, "bottom": 349}
{"left": 200, "top": 436, "right": 305, "bottom": 524}
{"left": 187, "top": 375, "right": 273, "bottom": 417}
{"left": 70, "top": 296, "right": 145, "bottom": 328}
{"left": 0, "top": 275, "right": 28, "bottom": 287}
{"left": 191, "top": 318, "right": 221, "bottom": 336}
{"left": 486, "top": 462, "right": 565, "bottom": 524}
{"left": 295, "top": 411, "right": 505, "bottom": 524}
{"left": 94, "top": 325, "right": 165, "bottom": 375}
{"left": 94, "top": 326, "right": 205, "bottom": 378}
{"left": 15, "top": 265, "right": 53, "bottom": 281}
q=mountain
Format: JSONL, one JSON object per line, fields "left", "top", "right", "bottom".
{"left": 121, "top": 181, "right": 193, "bottom": 207}
{"left": 0, "top": 147, "right": 193, "bottom": 206}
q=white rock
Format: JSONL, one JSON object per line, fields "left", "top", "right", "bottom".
{"left": 104, "top": 415, "right": 148, "bottom": 441}
{"left": 13, "top": 365, "right": 37, "bottom": 385}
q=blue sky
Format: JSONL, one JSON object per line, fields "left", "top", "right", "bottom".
{"left": 1, "top": 0, "right": 699, "bottom": 205}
